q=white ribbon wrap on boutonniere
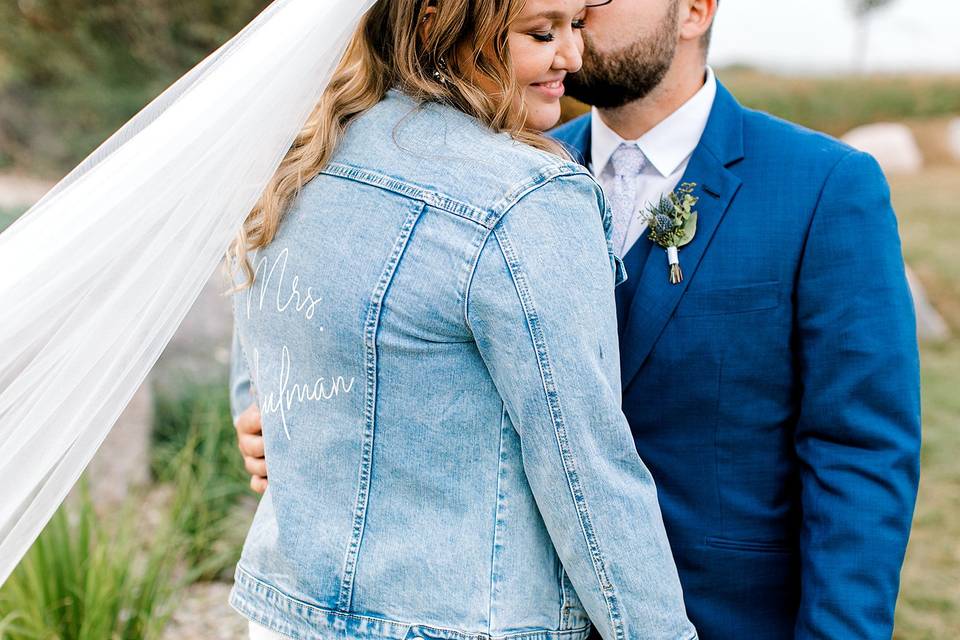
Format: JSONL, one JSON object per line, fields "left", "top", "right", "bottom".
{"left": 641, "top": 182, "right": 700, "bottom": 285}
{"left": 666, "top": 246, "right": 682, "bottom": 284}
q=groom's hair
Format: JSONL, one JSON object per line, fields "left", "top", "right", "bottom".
{"left": 701, "top": 1, "right": 719, "bottom": 54}
{"left": 701, "top": 26, "right": 713, "bottom": 54}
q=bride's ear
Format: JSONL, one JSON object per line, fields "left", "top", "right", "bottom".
{"left": 418, "top": 5, "right": 438, "bottom": 42}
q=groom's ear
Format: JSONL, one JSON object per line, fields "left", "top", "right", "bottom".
{"left": 679, "top": 0, "right": 719, "bottom": 54}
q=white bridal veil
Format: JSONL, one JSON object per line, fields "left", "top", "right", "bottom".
{"left": 0, "top": 0, "right": 376, "bottom": 586}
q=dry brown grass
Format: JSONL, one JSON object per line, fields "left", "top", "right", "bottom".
{"left": 890, "top": 167, "right": 960, "bottom": 638}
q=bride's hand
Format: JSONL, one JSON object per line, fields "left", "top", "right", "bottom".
{"left": 235, "top": 402, "right": 268, "bottom": 494}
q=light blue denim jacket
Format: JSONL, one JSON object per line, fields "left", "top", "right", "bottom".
{"left": 227, "top": 89, "right": 696, "bottom": 640}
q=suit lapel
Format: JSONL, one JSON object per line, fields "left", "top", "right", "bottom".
{"left": 618, "top": 83, "right": 746, "bottom": 392}
{"left": 551, "top": 113, "right": 592, "bottom": 168}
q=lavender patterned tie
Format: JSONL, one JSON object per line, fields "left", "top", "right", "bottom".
{"left": 607, "top": 143, "right": 646, "bottom": 257}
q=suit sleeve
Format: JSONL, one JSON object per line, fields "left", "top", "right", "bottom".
{"left": 466, "top": 173, "right": 696, "bottom": 640}
{"left": 793, "top": 150, "right": 922, "bottom": 639}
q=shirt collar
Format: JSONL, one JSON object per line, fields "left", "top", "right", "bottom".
{"left": 590, "top": 66, "right": 717, "bottom": 178}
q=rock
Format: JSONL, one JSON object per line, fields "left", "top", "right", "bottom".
{"left": 841, "top": 123, "right": 924, "bottom": 175}
{"left": 948, "top": 118, "right": 960, "bottom": 163}
{"left": 83, "top": 379, "right": 155, "bottom": 507}
{"left": 151, "top": 266, "right": 235, "bottom": 395}
{"left": 906, "top": 266, "right": 950, "bottom": 343}
{"left": 0, "top": 173, "right": 54, "bottom": 209}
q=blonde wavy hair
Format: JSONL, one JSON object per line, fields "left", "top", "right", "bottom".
{"left": 226, "top": 0, "right": 566, "bottom": 293}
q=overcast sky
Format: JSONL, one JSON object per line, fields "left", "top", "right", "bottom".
{"left": 709, "top": 0, "right": 960, "bottom": 73}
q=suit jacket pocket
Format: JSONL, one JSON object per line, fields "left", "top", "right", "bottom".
{"left": 704, "top": 535, "right": 794, "bottom": 554}
{"left": 675, "top": 280, "right": 780, "bottom": 318}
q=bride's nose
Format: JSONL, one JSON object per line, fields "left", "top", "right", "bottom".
{"left": 554, "top": 29, "right": 584, "bottom": 74}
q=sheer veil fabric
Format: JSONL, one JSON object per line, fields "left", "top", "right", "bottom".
{"left": 0, "top": 0, "right": 376, "bottom": 586}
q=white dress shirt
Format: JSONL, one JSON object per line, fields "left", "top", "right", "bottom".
{"left": 591, "top": 66, "right": 717, "bottom": 258}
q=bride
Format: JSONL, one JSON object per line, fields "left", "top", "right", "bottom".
{"left": 228, "top": 1, "right": 695, "bottom": 639}
{"left": 0, "top": 0, "right": 695, "bottom": 639}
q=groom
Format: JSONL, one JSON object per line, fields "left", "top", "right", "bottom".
{"left": 232, "top": 0, "right": 922, "bottom": 637}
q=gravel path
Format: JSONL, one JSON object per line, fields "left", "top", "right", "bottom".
{"left": 161, "top": 582, "right": 249, "bottom": 640}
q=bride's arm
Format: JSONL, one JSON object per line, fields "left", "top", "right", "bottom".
{"left": 466, "top": 171, "right": 696, "bottom": 640}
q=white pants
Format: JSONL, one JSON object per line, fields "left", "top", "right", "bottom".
{"left": 249, "top": 620, "right": 291, "bottom": 640}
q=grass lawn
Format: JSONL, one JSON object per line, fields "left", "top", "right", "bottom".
{"left": 720, "top": 69, "right": 960, "bottom": 139}
{"left": 891, "top": 167, "right": 960, "bottom": 638}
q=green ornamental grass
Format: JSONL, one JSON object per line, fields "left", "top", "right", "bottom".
{"left": 0, "top": 482, "right": 179, "bottom": 640}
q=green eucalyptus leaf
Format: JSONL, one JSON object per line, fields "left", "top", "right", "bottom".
{"left": 676, "top": 212, "right": 698, "bottom": 247}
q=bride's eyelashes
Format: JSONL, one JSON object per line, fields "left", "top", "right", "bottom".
{"left": 529, "top": 17, "right": 587, "bottom": 42}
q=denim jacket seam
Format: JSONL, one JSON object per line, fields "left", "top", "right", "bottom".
{"left": 490, "top": 224, "right": 625, "bottom": 640}
{"left": 464, "top": 169, "right": 591, "bottom": 331}
{"left": 336, "top": 199, "right": 427, "bottom": 611}
{"left": 235, "top": 565, "right": 402, "bottom": 626}
{"left": 486, "top": 169, "right": 625, "bottom": 290}
{"left": 487, "top": 402, "right": 509, "bottom": 632}
{"left": 322, "top": 162, "right": 494, "bottom": 227}
{"left": 236, "top": 564, "right": 594, "bottom": 640}
{"left": 558, "top": 567, "right": 572, "bottom": 630}
{"left": 487, "top": 164, "right": 593, "bottom": 226}
{"left": 463, "top": 226, "right": 496, "bottom": 332}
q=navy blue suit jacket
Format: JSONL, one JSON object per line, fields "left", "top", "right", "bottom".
{"left": 551, "top": 81, "right": 921, "bottom": 639}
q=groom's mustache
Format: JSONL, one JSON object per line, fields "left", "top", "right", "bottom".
{"left": 565, "top": 39, "right": 675, "bottom": 108}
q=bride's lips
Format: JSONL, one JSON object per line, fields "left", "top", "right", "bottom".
{"left": 530, "top": 79, "right": 565, "bottom": 99}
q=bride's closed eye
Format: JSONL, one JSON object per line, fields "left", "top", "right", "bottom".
{"left": 529, "top": 18, "right": 587, "bottom": 42}
{"left": 530, "top": 31, "right": 557, "bottom": 43}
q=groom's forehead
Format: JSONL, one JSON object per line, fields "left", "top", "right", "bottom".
{"left": 586, "top": 0, "right": 673, "bottom": 21}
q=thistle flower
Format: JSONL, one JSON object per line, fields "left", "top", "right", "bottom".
{"left": 652, "top": 213, "right": 675, "bottom": 235}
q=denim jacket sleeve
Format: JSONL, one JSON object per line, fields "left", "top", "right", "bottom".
{"left": 229, "top": 322, "right": 255, "bottom": 425}
{"left": 466, "top": 172, "right": 696, "bottom": 640}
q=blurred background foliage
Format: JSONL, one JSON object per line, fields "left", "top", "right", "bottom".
{"left": 2, "top": 1, "right": 960, "bottom": 177}
{"left": 0, "top": 207, "right": 23, "bottom": 232}
{"left": 564, "top": 69, "right": 960, "bottom": 144}
{"left": 0, "top": 0, "right": 271, "bottom": 175}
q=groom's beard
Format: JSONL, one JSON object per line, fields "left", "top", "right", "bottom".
{"left": 565, "top": 6, "right": 680, "bottom": 109}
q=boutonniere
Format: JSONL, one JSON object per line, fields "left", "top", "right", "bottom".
{"left": 641, "top": 182, "right": 699, "bottom": 285}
